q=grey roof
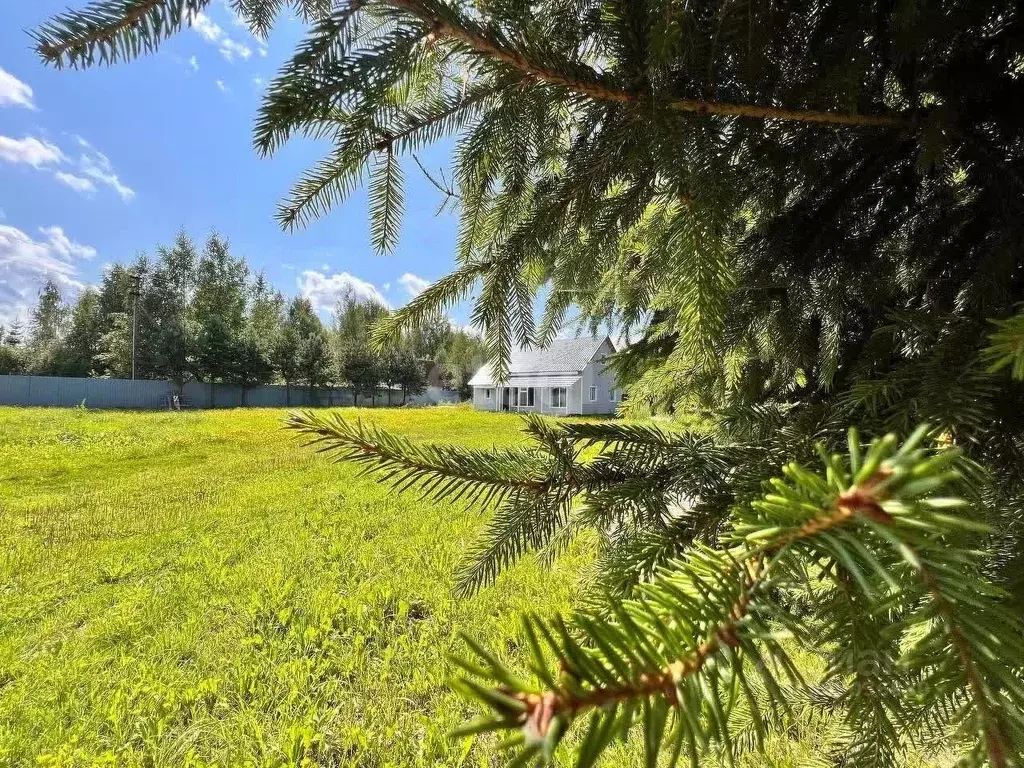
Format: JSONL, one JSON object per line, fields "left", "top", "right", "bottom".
{"left": 469, "top": 337, "right": 613, "bottom": 387}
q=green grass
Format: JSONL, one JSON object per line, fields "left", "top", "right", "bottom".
{"left": 1, "top": 406, "right": 596, "bottom": 767}
{"left": 0, "top": 406, "right": 945, "bottom": 767}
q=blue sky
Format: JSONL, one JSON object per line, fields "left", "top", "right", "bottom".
{"left": 0, "top": 1, "right": 463, "bottom": 328}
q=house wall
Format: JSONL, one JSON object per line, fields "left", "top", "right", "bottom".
{"left": 474, "top": 385, "right": 579, "bottom": 416}
{"left": 580, "top": 340, "right": 619, "bottom": 416}
{"left": 531, "top": 385, "right": 571, "bottom": 417}
{"left": 579, "top": 363, "right": 618, "bottom": 415}
{"left": 568, "top": 378, "right": 583, "bottom": 415}
{"left": 473, "top": 386, "right": 500, "bottom": 411}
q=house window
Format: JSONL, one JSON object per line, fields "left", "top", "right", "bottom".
{"left": 589, "top": 386, "right": 597, "bottom": 402}
{"left": 485, "top": 388, "right": 492, "bottom": 399}
{"left": 609, "top": 388, "right": 617, "bottom": 402}
{"left": 517, "top": 387, "right": 534, "bottom": 406}
{"left": 551, "top": 387, "right": 566, "bottom": 407}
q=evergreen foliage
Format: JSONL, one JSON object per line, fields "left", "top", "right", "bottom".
{"left": 298, "top": 328, "right": 335, "bottom": 395}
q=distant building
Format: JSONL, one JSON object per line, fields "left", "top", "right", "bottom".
{"left": 469, "top": 336, "right": 621, "bottom": 416}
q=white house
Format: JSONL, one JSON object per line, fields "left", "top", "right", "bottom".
{"left": 469, "top": 337, "right": 621, "bottom": 416}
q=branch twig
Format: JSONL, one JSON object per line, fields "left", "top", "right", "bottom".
{"left": 37, "top": 0, "right": 173, "bottom": 60}
{"left": 384, "top": 0, "right": 903, "bottom": 128}
{"left": 413, "top": 153, "right": 461, "bottom": 199}
{"left": 518, "top": 479, "right": 895, "bottom": 734}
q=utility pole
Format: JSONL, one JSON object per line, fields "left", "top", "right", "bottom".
{"left": 129, "top": 272, "right": 142, "bottom": 380}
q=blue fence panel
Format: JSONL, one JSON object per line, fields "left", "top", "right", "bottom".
{"left": 0, "top": 375, "right": 461, "bottom": 410}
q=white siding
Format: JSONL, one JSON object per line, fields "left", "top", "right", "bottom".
{"left": 473, "top": 387, "right": 499, "bottom": 411}
{"left": 580, "top": 339, "right": 618, "bottom": 415}
{"left": 568, "top": 378, "right": 584, "bottom": 415}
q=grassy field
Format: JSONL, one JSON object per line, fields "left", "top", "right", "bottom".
{"left": 1, "top": 405, "right": 598, "bottom": 767}
{"left": 0, "top": 405, "right": 940, "bottom": 767}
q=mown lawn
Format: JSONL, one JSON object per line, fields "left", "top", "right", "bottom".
{"left": 0, "top": 405, "right": 941, "bottom": 767}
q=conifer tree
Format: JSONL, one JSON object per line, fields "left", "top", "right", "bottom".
{"left": 150, "top": 234, "right": 199, "bottom": 389}
{"left": 33, "top": 1, "right": 1024, "bottom": 764}
{"left": 29, "top": 280, "right": 67, "bottom": 351}
{"left": 4, "top": 321, "right": 24, "bottom": 348}
{"left": 63, "top": 289, "right": 105, "bottom": 376}
{"left": 0, "top": 324, "right": 26, "bottom": 375}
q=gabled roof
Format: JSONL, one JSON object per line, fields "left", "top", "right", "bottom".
{"left": 469, "top": 336, "right": 613, "bottom": 387}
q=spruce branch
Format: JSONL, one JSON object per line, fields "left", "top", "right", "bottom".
{"left": 37, "top": 0, "right": 901, "bottom": 125}
{"left": 371, "top": 261, "right": 487, "bottom": 350}
{"left": 285, "top": 410, "right": 555, "bottom": 507}
{"left": 368, "top": 145, "right": 405, "bottom": 254}
{"left": 371, "top": 86, "right": 505, "bottom": 153}
{"left": 34, "top": 0, "right": 211, "bottom": 67}
{"left": 451, "top": 427, "right": 1024, "bottom": 765}
{"left": 983, "top": 309, "right": 1024, "bottom": 380}
{"left": 454, "top": 492, "right": 574, "bottom": 596}
{"left": 381, "top": 0, "right": 904, "bottom": 128}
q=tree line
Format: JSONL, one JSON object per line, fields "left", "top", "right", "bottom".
{"left": 0, "top": 232, "right": 487, "bottom": 404}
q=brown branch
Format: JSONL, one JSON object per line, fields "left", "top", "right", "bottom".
{"left": 36, "top": 0, "right": 171, "bottom": 60}
{"left": 920, "top": 568, "right": 1008, "bottom": 768}
{"left": 413, "top": 154, "right": 461, "bottom": 199}
{"left": 515, "top": 460, "right": 1010, "bottom": 763}
{"left": 530, "top": 556, "right": 767, "bottom": 728}
{"left": 518, "top": 477, "right": 897, "bottom": 735}
{"left": 383, "top": 0, "right": 903, "bottom": 128}
{"left": 39, "top": 0, "right": 901, "bottom": 126}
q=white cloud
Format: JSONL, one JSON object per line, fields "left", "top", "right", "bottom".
{"left": 191, "top": 11, "right": 223, "bottom": 42}
{"left": 220, "top": 1, "right": 268, "bottom": 57}
{"left": 398, "top": 272, "right": 430, "bottom": 297}
{"left": 79, "top": 149, "right": 135, "bottom": 201}
{"left": 0, "top": 224, "right": 93, "bottom": 325}
{"left": 220, "top": 39, "right": 253, "bottom": 61}
{"left": 54, "top": 171, "right": 96, "bottom": 195}
{"left": 216, "top": 79, "right": 229, "bottom": 93}
{"left": 298, "top": 270, "right": 388, "bottom": 312}
{"left": 0, "top": 136, "right": 63, "bottom": 168}
{"left": 39, "top": 226, "right": 97, "bottom": 259}
{"left": 0, "top": 68, "right": 35, "bottom": 110}
{"left": 382, "top": 282, "right": 391, "bottom": 292}
{"left": 253, "top": 76, "right": 263, "bottom": 87}
{"left": 189, "top": 55, "right": 199, "bottom": 72}
{"left": 2, "top": 134, "right": 133, "bottom": 202}
{"left": 191, "top": 11, "right": 252, "bottom": 61}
